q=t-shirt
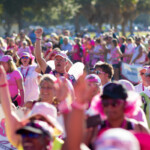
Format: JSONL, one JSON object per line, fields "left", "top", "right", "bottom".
{"left": 7, "top": 70, "right": 23, "bottom": 98}
{"left": 18, "top": 65, "right": 40, "bottom": 102}
{"left": 45, "top": 66, "right": 76, "bottom": 84}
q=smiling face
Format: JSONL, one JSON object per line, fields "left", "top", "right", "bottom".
{"left": 39, "top": 80, "right": 55, "bottom": 103}
{"left": 21, "top": 56, "right": 30, "bottom": 66}
{"left": 21, "top": 131, "right": 49, "bottom": 150}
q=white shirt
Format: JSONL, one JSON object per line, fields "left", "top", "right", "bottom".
{"left": 18, "top": 65, "right": 40, "bottom": 103}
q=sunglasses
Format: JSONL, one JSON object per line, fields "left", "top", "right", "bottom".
{"left": 102, "top": 99, "right": 124, "bottom": 107}
{"left": 95, "top": 70, "right": 105, "bottom": 75}
{"left": 140, "top": 73, "right": 145, "bottom": 76}
{"left": 21, "top": 132, "right": 40, "bottom": 138}
{"left": 21, "top": 56, "right": 29, "bottom": 59}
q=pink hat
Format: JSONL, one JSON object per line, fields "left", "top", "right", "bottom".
{"left": 19, "top": 52, "right": 30, "bottom": 58}
{"left": 45, "top": 42, "right": 53, "bottom": 47}
{"left": 27, "top": 102, "right": 63, "bottom": 133}
{"left": 0, "top": 55, "right": 13, "bottom": 62}
{"left": 95, "top": 128, "right": 140, "bottom": 150}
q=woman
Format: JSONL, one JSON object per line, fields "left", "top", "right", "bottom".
{"left": 18, "top": 52, "right": 41, "bottom": 104}
{"left": 123, "top": 37, "right": 136, "bottom": 63}
{"left": 109, "top": 39, "right": 122, "bottom": 80}
{"left": 72, "top": 38, "right": 82, "bottom": 63}
{"left": 0, "top": 65, "right": 70, "bottom": 149}
{"left": 0, "top": 55, "right": 24, "bottom": 106}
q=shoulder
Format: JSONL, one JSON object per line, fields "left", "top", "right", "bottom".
{"left": 128, "top": 118, "right": 149, "bottom": 134}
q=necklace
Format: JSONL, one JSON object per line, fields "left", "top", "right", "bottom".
{"left": 21, "top": 66, "right": 30, "bottom": 82}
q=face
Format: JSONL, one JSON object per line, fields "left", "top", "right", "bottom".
{"left": 21, "top": 131, "right": 48, "bottom": 150}
{"left": 87, "top": 81, "right": 100, "bottom": 98}
{"left": 94, "top": 68, "right": 106, "bottom": 84}
{"left": 145, "top": 69, "right": 150, "bottom": 86}
{"left": 39, "top": 80, "right": 55, "bottom": 103}
{"left": 140, "top": 70, "right": 146, "bottom": 83}
{"left": 54, "top": 56, "right": 67, "bottom": 73}
{"left": 0, "top": 62, "right": 9, "bottom": 72}
{"left": 102, "top": 98, "right": 125, "bottom": 121}
{"left": 21, "top": 56, "right": 30, "bottom": 66}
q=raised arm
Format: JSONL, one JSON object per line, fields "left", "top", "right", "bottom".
{"left": 0, "top": 65, "right": 22, "bottom": 147}
{"left": 35, "top": 28, "right": 47, "bottom": 73}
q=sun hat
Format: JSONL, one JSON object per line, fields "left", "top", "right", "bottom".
{"left": 0, "top": 55, "right": 13, "bottom": 62}
{"left": 95, "top": 128, "right": 140, "bottom": 150}
{"left": 26, "top": 102, "right": 63, "bottom": 133}
{"left": 19, "top": 52, "right": 30, "bottom": 58}
{"left": 16, "top": 120, "right": 52, "bottom": 139}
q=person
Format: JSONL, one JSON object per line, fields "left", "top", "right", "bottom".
{"left": 0, "top": 65, "right": 64, "bottom": 149}
{"left": 34, "top": 28, "right": 75, "bottom": 84}
{"left": 130, "top": 37, "right": 147, "bottom": 65}
{"left": 18, "top": 52, "right": 41, "bottom": 103}
{"left": 94, "top": 82, "right": 149, "bottom": 135}
{"left": 16, "top": 120, "right": 53, "bottom": 150}
{"left": 135, "top": 66, "right": 150, "bottom": 94}
{"left": 109, "top": 38, "right": 122, "bottom": 80}
{"left": 0, "top": 55, "right": 24, "bottom": 106}
{"left": 119, "top": 79, "right": 148, "bottom": 128}
{"left": 94, "top": 61, "right": 114, "bottom": 88}
{"left": 123, "top": 37, "right": 135, "bottom": 63}
{"left": 17, "top": 40, "right": 32, "bottom": 56}
{"left": 66, "top": 79, "right": 149, "bottom": 150}
{"left": 72, "top": 38, "right": 82, "bottom": 63}
{"left": 91, "top": 38, "right": 104, "bottom": 66}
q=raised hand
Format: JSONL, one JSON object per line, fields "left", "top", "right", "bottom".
{"left": 0, "top": 65, "right": 7, "bottom": 85}
{"left": 35, "top": 27, "right": 43, "bottom": 38}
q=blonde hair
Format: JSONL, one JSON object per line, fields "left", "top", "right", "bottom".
{"left": 7, "top": 60, "right": 17, "bottom": 73}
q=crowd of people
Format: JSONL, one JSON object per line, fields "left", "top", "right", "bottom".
{"left": 0, "top": 27, "right": 150, "bottom": 150}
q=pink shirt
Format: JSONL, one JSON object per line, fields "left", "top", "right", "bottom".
{"left": 72, "top": 45, "right": 81, "bottom": 61}
{"left": 110, "top": 47, "right": 121, "bottom": 64}
{"left": 7, "top": 70, "right": 23, "bottom": 98}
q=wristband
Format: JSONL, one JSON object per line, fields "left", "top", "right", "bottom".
{"left": 71, "top": 101, "right": 88, "bottom": 110}
{"left": 0, "top": 83, "right": 8, "bottom": 87}
{"left": 36, "top": 38, "right": 42, "bottom": 40}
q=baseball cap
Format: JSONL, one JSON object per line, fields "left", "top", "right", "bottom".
{"left": 45, "top": 42, "right": 53, "bottom": 47}
{"left": 0, "top": 55, "right": 13, "bottom": 62}
{"left": 16, "top": 120, "right": 52, "bottom": 139}
{"left": 101, "top": 82, "right": 128, "bottom": 100}
{"left": 55, "top": 52, "right": 68, "bottom": 59}
{"left": 27, "top": 102, "right": 63, "bottom": 133}
{"left": 85, "top": 74, "right": 101, "bottom": 84}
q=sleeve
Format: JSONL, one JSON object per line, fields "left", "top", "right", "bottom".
{"left": 14, "top": 70, "right": 23, "bottom": 80}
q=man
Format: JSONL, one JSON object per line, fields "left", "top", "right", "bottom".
{"left": 94, "top": 61, "right": 114, "bottom": 88}
{"left": 16, "top": 120, "right": 52, "bottom": 150}
{"left": 130, "top": 37, "right": 147, "bottom": 65}
{"left": 34, "top": 28, "right": 75, "bottom": 83}
{"left": 135, "top": 66, "right": 150, "bottom": 93}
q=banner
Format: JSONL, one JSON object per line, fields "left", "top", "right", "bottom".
{"left": 121, "top": 63, "right": 142, "bottom": 84}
